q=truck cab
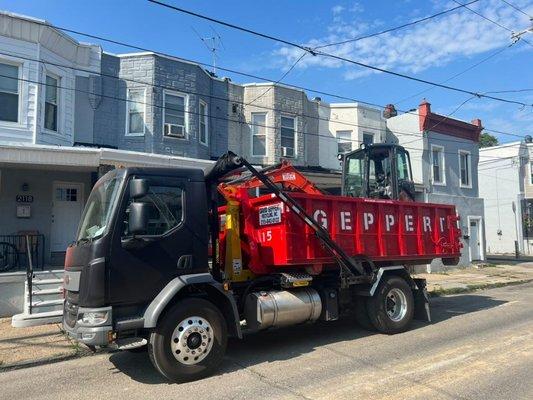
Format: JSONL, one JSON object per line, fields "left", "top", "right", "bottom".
{"left": 63, "top": 167, "right": 212, "bottom": 348}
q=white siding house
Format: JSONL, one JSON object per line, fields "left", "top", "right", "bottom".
{"left": 0, "top": 11, "right": 101, "bottom": 146}
{"left": 479, "top": 142, "right": 531, "bottom": 255}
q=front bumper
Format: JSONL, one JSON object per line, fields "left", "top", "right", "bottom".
{"left": 62, "top": 305, "right": 113, "bottom": 347}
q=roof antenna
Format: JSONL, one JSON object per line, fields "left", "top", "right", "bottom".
{"left": 192, "top": 26, "right": 224, "bottom": 75}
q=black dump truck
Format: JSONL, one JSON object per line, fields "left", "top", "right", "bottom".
{"left": 63, "top": 149, "right": 460, "bottom": 382}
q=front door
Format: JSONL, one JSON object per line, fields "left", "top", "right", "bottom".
{"left": 469, "top": 219, "right": 481, "bottom": 261}
{"left": 51, "top": 182, "right": 84, "bottom": 252}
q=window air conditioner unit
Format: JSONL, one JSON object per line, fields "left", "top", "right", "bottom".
{"left": 164, "top": 123, "right": 186, "bottom": 138}
{"left": 281, "top": 146, "right": 295, "bottom": 158}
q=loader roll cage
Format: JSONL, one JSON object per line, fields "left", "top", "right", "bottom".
{"left": 208, "top": 152, "right": 373, "bottom": 281}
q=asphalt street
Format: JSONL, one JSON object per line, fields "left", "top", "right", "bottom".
{"left": 1, "top": 282, "right": 532, "bottom": 400}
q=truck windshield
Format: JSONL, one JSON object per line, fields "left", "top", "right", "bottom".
{"left": 77, "top": 175, "right": 122, "bottom": 242}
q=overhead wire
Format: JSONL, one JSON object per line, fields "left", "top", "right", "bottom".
{"left": 148, "top": 0, "right": 533, "bottom": 108}
{"left": 14, "top": 15, "right": 530, "bottom": 139}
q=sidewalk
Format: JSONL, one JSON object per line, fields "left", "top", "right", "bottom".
{"left": 1, "top": 262, "right": 532, "bottom": 371}
{"left": 0, "top": 318, "right": 88, "bottom": 370}
{"left": 414, "top": 262, "right": 533, "bottom": 296}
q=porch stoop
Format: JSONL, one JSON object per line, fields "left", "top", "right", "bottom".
{"left": 11, "top": 270, "right": 64, "bottom": 328}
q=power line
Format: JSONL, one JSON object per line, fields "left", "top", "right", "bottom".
{"left": 499, "top": 0, "right": 532, "bottom": 18}
{"left": 3, "top": 72, "right": 518, "bottom": 162}
{"left": 395, "top": 42, "right": 515, "bottom": 105}
{"left": 452, "top": 0, "right": 533, "bottom": 46}
{"left": 147, "top": 0, "right": 316, "bottom": 55}
{"left": 149, "top": 0, "right": 533, "bottom": 108}
{"left": 315, "top": 0, "right": 481, "bottom": 49}
{"left": 246, "top": 51, "right": 308, "bottom": 106}
{"left": 3, "top": 48, "right": 525, "bottom": 150}
{"left": 17, "top": 15, "right": 531, "bottom": 137}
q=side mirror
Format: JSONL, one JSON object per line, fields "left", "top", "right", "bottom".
{"left": 129, "top": 202, "right": 149, "bottom": 235}
{"left": 130, "top": 179, "right": 149, "bottom": 199}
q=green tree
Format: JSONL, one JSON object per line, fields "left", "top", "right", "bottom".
{"left": 479, "top": 132, "right": 499, "bottom": 148}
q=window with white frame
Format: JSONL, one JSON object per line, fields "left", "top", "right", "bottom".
{"left": 362, "top": 132, "right": 374, "bottom": 145}
{"left": 0, "top": 62, "right": 19, "bottom": 123}
{"left": 44, "top": 75, "right": 59, "bottom": 131}
{"left": 199, "top": 100, "right": 208, "bottom": 145}
{"left": 164, "top": 92, "right": 187, "bottom": 139}
{"left": 459, "top": 150, "right": 471, "bottom": 187}
{"left": 431, "top": 145, "right": 445, "bottom": 184}
{"left": 337, "top": 130, "right": 352, "bottom": 153}
{"left": 251, "top": 113, "right": 266, "bottom": 156}
{"left": 126, "top": 88, "right": 145, "bottom": 135}
{"left": 530, "top": 162, "right": 533, "bottom": 185}
{"left": 281, "top": 116, "right": 296, "bottom": 158}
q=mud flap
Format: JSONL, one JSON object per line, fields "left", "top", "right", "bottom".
{"left": 413, "top": 278, "right": 431, "bottom": 322}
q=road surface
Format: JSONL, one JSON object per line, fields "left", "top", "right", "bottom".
{"left": 1, "top": 282, "right": 532, "bottom": 400}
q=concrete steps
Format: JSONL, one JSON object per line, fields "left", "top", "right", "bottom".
{"left": 11, "top": 269, "right": 64, "bottom": 328}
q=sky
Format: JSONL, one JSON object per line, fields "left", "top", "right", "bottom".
{"left": 1, "top": 0, "right": 532, "bottom": 143}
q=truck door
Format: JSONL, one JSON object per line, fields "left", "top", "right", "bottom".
{"left": 108, "top": 175, "right": 208, "bottom": 306}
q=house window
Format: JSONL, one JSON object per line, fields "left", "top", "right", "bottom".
{"left": 459, "top": 150, "right": 471, "bottom": 187}
{"left": 126, "top": 88, "right": 145, "bottom": 135}
{"left": 281, "top": 116, "right": 296, "bottom": 158}
{"left": 0, "top": 62, "right": 19, "bottom": 122}
{"left": 199, "top": 100, "right": 208, "bottom": 145}
{"left": 362, "top": 132, "right": 374, "bottom": 145}
{"left": 530, "top": 162, "right": 533, "bottom": 184}
{"left": 44, "top": 75, "right": 59, "bottom": 131}
{"left": 431, "top": 145, "right": 445, "bottom": 184}
{"left": 251, "top": 113, "right": 267, "bottom": 156}
{"left": 337, "top": 130, "right": 352, "bottom": 153}
{"left": 164, "top": 92, "right": 187, "bottom": 139}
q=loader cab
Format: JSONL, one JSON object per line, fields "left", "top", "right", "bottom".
{"left": 341, "top": 144, "right": 415, "bottom": 201}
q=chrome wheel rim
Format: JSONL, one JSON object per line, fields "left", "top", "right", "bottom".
{"left": 170, "top": 316, "right": 214, "bottom": 365}
{"left": 385, "top": 288, "right": 407, "bottom": 322}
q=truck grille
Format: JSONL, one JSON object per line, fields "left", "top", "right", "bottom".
{"left": 64, "top": 295, "right": 78, "bottom": 328}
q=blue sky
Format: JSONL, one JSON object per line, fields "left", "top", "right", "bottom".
{"left": 1, "top": 0, "right": 532, "bottom": 143}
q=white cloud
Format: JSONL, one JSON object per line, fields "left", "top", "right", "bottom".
{"left": 332, "top": 5, "right": 344, "bottom": 15}
{"left": 274, "top": 0, "right": 532, "bottom": 80}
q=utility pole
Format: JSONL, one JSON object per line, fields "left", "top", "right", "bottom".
{"left": 511, "top": 18, "right": 533, "bottom": 42}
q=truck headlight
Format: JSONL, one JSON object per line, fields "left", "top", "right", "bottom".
{"left": 79, "top": 311, "right": 108, "bottom": 326}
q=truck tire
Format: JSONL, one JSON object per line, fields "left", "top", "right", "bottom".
{"left": 354, "top": 296, "right": 374, "bottom": 331}
{"left": 148, "top": 297, "right": 227, "bottom": 383}
{"left": 366, "top": 276, "right": 414, "bottom": 334}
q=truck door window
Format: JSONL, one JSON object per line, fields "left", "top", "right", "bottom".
{"left": 124, "top": 185, "right": 184, "bottom": 236}
{"left": 396, "top": 149, "right": 411, "bottom": 181}
{"left": 344, "top": 152, "right": 364, "bottom": 197}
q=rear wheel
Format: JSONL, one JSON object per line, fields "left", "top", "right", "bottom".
{"left": 367, "top": 276, "right": 414, "bottom": 334}
{"left": 353, "top": 296, "right": 374, "bottom": 330}
{"left": 148, "top": 298, "right": 227, "bottom": 383}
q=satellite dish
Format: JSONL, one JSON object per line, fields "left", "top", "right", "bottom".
{"left": 525, "top": 135, "right": 532, "bottom": 143}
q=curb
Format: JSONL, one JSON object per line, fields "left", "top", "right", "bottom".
{"left": 428, "top": 278, "right": 533, "bottom": 297}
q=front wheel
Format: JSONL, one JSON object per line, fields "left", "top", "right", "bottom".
{"left": 366, "top": 276, "right": 414, "bottom": 334}
{"left": 148, "top": 298, "right": 227, "bottom": 383}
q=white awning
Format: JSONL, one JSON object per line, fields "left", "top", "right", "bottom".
{"left": 0, "top": 143, "right": 214, "bottom": 171}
